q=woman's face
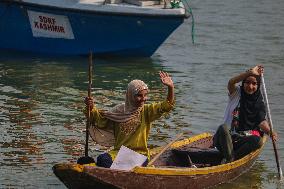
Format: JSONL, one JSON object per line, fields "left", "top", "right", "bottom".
{"left": 243, "top": 76, "right": 258, "bottom": 95}
{"left": 134, "top": 89, "right": 148, "bottom": 107}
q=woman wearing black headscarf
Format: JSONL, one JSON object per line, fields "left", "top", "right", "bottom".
{"left": 213, "top": 65, "right": 277, "bottom": 163}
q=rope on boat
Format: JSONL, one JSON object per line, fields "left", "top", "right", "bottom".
{"left": 170, "top": 0, "right": 195, "bottom": 44}
{"left": 181, "top": 0, "right": 195, "bottom": 44}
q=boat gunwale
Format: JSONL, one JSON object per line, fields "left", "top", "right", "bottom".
{"left": 133, "top": 135, "right": 267, "bottom": 176}
{"left": 54, "top": 132, "right": 266, "bottom": 176}
{"left": 2, "top": 0, "right": 187, "bottom": 18}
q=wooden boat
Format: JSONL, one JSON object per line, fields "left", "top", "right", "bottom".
{"left": 0, "top": 0, "right": 190, "bottom": 57}
{"left": 53, "top": 132, "right": 267, "bottom": 189}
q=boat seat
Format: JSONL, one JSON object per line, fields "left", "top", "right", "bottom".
{"left": 171, "top": 148, "right": 223, "bottom": 167}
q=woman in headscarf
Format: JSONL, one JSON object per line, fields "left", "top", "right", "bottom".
{"left": 213, "top": 65, "right": 277, "bottom": 163}
{"left": 85, "top": 71, "right": 174, "bottom": 168}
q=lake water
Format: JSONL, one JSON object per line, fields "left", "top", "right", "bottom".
{"left": 1, "top": 0, "right": 284, "bottom": 188}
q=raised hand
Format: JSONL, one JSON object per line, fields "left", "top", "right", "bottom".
{"left": 159, "top": 71, "right": 174, "bottom": 88}
{"left": 159, "top": 71, "right": 174, "bottom": 104}
{"left": 249, "top": 65, "right": 264, "bottom": 76}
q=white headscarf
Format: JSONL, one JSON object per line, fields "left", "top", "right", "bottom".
{"left": 102, "top": 79, "right": 149, "bottom": 122}
{"left": 89, "top": 80, "right": 149, "bottom": 147}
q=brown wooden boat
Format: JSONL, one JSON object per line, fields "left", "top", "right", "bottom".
{"left": 53, "top": 132, "right": 267, "bottom": 189}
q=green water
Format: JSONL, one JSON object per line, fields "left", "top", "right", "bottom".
{"left": 1, "top": 0, "right": 284, "bottom": 188}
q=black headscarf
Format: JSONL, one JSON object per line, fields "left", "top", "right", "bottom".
{"left": 238, "top": 75, "right": 266, "bottom": 132}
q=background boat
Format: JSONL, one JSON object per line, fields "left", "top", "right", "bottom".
{"left": 0, "top": 0, "right": 190, "bottom": 56}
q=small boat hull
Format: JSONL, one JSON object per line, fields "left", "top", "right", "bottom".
{"left": 0, "top": 1, "right": 185, "bottom": 57}
{"left": 53, "top": 133, "right": 266, "bottom": 189}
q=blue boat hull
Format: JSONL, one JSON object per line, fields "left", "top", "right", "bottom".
{"left": 0, "top": 1, "right": 185, "bottom": 57}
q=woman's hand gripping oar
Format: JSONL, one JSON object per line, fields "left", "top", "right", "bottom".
{"left": 77, "top": 52, "right": 95, "bottom": 165}
{"left": 261, "top": 73, "right": 283, "bottom": 180}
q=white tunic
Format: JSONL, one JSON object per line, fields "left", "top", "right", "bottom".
{"left": 223, "top": 86, "right": 241, "bottom": 127}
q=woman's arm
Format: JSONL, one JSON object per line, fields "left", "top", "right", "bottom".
{"left": 227, "top": 65, "right": 263, "bottom": 95}
{"left": 159, "top": 71, "right": 174, "bottom": 105}
{"left": 139, "top": 72, "right": 174, "bottom": 123}
{"left": 84, "top": 96, "right": 110, "bottom": 128}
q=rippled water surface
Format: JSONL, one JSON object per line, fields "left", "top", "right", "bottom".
{"left": 1, "top": 0, "right": 284, "bottom": 188}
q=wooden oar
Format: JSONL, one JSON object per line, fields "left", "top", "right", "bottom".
{"left": 77, "top": 52, "right": 95, "bottom": 165}
{"left": 148, "top": 133, "right": 184, "bottom": 166}
{"left": 261, "top": 74, "right": 283, "bottom": 180}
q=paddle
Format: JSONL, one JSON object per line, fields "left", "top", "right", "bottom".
{"left": 148, "top": 133, "right": 184, "bottom": 166}
{"left": 77, "top": 52, "right": 95, "bottom": 165}
{"left": 261, "top": 74, "right": 283, "bottom": 180}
